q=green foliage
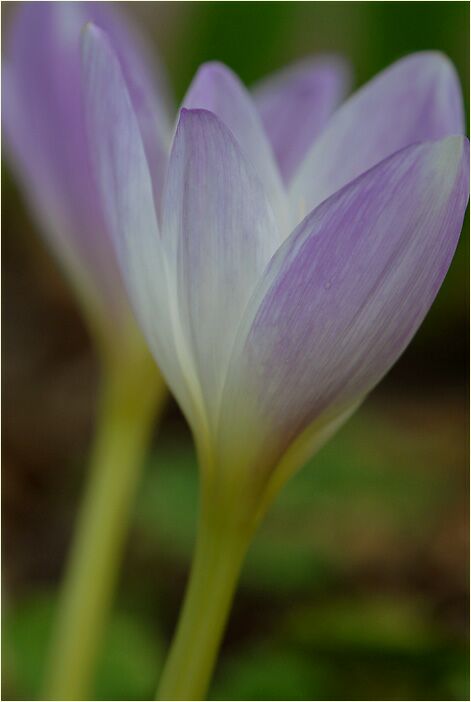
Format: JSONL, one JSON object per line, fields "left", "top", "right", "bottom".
{"left": 210, "top": 645, "right": 325, "bottom": 701}
{"left": 3, "top": 593, "right": 164, "bottom": 701}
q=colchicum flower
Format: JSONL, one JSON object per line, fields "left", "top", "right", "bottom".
{"left": 83, "top": 29, "right": 469, "bottom": 514}
{"left": 3, "top": 4, "right": 172, "bottom": 698}
{"left": 82, "top": 24, "right": 469, "bottom": 701}
{"left": 3, "top": 1, "right": 172, "bottom": 355}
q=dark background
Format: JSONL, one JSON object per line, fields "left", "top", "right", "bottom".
{"left": 2, "top": 2, "right": 469, "bottom": 700}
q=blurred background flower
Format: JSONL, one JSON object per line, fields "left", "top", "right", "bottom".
{"left": 3, "top": 4, "right": 171, "bottom": 698}
{"left": 2, "top": 2, "right": 469, "bottom": 700}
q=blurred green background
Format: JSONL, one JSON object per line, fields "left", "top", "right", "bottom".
{"left": 2, "top": 2, "right": 469, "bottom": 700}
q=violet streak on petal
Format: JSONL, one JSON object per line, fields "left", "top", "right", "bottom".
{"left": 218, "top": 136, "right": 469, "bottom": 474}
{"left": 252, "top": 56, "right": 350, "bottom": 185}
{"left": 291, "top": 52, "right": 465, "bottom": 220}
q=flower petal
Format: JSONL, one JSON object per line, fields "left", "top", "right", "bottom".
{"left": 290, "top": 52, "right": 465, "bottom": 220}
{"left": 91, "top": 2, "right": 173, "bottom": 210}
{"left": 219, "top": 136, "right": 469, "bottom": 476}
{"left": 161, "top": 108, "right": 280, "bottom": 431}
{"left": 253, "top": 56, "right": 350, "bottom": 185}
{"left": 183, "top": 62, "right": 289, "bottom": 238}
{"left": 81, "top": 24, "right": 193, "bottom": 420}
{"left": 3, "top": 2, "right": 171, "bottom": 326}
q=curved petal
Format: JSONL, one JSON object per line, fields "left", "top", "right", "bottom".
{"left": 3, "top": 2, "right": 171, "bottom": 326}
{"left": 182, "top": 62, "right": 289, "bottom": 238}
{"left": 81, "top": 24, "right": 193, "bottom": 421}
{"left": 161, "top": 108, "right": 280, "bottom": 431}
{"left": 290, "top": 52, "right": 465, "bottom": 220}
{"left": 253, "top": 56, "right": 351, "bottom": 185}
{"left": 91, "top": 2, "right": 173, "bottom": 211}
{"left": 219, "top": 136, "right": 469, "bottom": 478}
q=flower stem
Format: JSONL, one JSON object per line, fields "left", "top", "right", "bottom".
{"left": 156, "top": 495, "right": 252, "bottom": 701}
{"left": 42, "top": 351, "right": 167, "bottom": 701}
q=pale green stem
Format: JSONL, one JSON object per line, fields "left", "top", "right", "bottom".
{"left": 42, "top": 355, "right": 167, "bottom": 701}
{"left": 156, "top": 492, "right": 253, "bottom": 701}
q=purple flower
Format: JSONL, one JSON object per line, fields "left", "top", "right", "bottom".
{"left": 82, "top": 25, "right": 469, "bottom": 508}
{"left": 3, "top": 1, "right": 172, "bottom": 347}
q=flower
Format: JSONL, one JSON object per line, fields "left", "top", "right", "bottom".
{"left": 82, "top": 25, "right": 469, "bottom": 525}
{"left": 3, "top": 1, "right": 172, "bottom": 353}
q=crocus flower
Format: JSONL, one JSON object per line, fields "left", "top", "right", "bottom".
{"left": 82, "top": 25, "right": 469, "bottom": 702}
{"left": 3, "top": 1, "right": 172, "bottom": 352}
{"left": 83, "top": 27, "right": 469, "bottom": 516}
{"left": 3, "top": 5, "right": 175, "bottom": 698}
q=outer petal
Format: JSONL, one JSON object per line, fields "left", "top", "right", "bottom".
{"left": 3, "top": 2, "right": 170, "bottom": 326}
{"left": 219, "top": 136, "right": 469, "bottom": 478}
{"left": 161, "top": 108, "right": 280, "bottom": 431}
{"left": 290, "top": 52, "right": 465, "bottom": 220}
{"left": 182, "top": 62, "right": 289, "bottom": 238}
{"left": 81, "top": 25, "right": 193, "bottom": 421}
{"left": 253, "top": 56, "right": 350, "bottom": 185}
{"left": 91, "top": 2, "right": 172, "bottom": 210}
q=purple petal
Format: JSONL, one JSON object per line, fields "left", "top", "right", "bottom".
{"left": 162, "top": 108, "right": 280, "bottom": 429}
{"left": 291, "top": 52, "right": 465, "bottom": 219}
{"left": 183, "top": 61, "right": 289, "bottom": 237}
{"left": 91, "top": 2, "right": 172, "bottom": 210}
{"left": 219, "top": 136, "right": 469, "bottom": 473}
{"left": 3, "top": 2, "right": 171, "bottom": 326}
{"left": 253, "top": 56, "right": 350, "bottom": 185}
{"left": 81, "top": 24, "right": 193, "bottom": 419}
